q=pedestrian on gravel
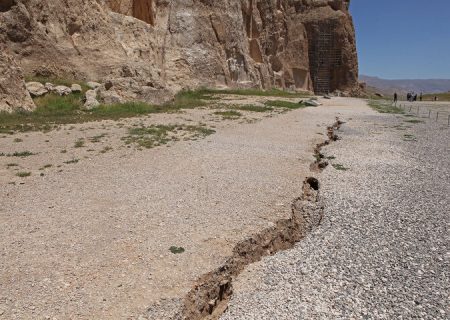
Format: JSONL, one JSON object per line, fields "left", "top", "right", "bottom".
{"left": 394, "top": 92, "right": 398, "bottom": 105}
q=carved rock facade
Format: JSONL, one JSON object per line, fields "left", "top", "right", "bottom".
{"left": 0, "top": 0, "right": 359, "bottom": 111}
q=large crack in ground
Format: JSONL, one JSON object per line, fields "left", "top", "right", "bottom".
{"left": 310, "top": 117, "right": 342, "bottom": 172}
{"left": 174, "top": 119, "right": 343, "bottom": 320}
{"left": 181, "top": 177, "right": 323, "bottom": 320}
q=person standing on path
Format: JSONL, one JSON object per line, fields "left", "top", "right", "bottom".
{"left": 394, "top": 92, "right": 398, "bottom": 105}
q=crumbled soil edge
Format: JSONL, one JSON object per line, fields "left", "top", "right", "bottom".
{"left": 310, "top": 117, "right": 342, "bottom": 172}
{"left": 174, "top": 120, "right": 343, "bottom": 320}
{"left": 180, "top": 177, "right": 323, "bottom": 320}
{"left": 143, "top": 118, "right": 343, "bottom": 320}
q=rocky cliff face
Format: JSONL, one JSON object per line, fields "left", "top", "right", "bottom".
{"left": 0, "top": 0, "right": 358, "bottom": 111}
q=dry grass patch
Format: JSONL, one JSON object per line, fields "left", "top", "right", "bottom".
{"left": 122, "top": 124, "right": 216, "bottom": 149}
{"left": 16, "top": 171, "right": 31, "bottom": 177}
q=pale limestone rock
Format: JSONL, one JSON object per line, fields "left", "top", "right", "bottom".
{"left": 45, "top": 83, "right": 55, "bottom": 92}
{"left": 26, "top": 82, "right": 48, "bottom": 97}
{"left": 54, "top": 85, "right": 72, "bottom": 96}
{"left": 87, "top": 82, "right": 102, "bottom": 89}
{"left": 71, "top": 84, "right": 82, "bottom": 93}
{"left": 0, "top": 51, "right": 35, "bottom": 112}
{"left": 98, "top": 88, "right": 123, "bottom": 105}
{"left": 305, "top": 99, "right": 321, "bottom": 107}
{"left": 84, "top": 89, "right": 100, "bottom": 109}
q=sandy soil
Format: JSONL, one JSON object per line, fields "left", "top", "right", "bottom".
{"left": 0, "top": 96, "right": 371, "bottom": 319}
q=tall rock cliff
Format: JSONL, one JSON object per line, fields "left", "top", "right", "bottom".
{"left": 0, "top": 0, "right": 359, "bottom": 111}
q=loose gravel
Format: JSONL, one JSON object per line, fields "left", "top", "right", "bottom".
{"left": 222, "top": 102, "right": 450, "bottom": 319}
{"left": 0, "top": 96, "right": 347, "bottom": 319}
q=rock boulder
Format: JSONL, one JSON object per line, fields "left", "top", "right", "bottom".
{"left": 71, "top": 84, "right": 82, "bottom": 93}
{"left": 84, "top": 89, "right": 100, "bottom": 109}
{"left": 26, "top": 82, "right": 48, "bottom": 97}
{"left": 54, "top": 85, "right": 72, "bottom": 96}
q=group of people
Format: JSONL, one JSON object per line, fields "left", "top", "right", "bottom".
{"left": 394, "top": 92, "right": 439, "bottom": 103}
{"left": 406, "top": 92, "right": 422, "bottom": 102}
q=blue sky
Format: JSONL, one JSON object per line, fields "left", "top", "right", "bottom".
{"left": 350, "top": 0, "right": 450, "bottom": 79}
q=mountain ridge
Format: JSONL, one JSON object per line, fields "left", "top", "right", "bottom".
{"left": 360, "top": 75, "right": 450, "bottom": 95}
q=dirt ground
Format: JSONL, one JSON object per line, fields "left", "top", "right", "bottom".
{"left": 0, "top": 96, "right": 388, "bottom": 319}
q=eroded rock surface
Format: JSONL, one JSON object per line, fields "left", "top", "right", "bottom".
{"left": 1, "top": 0, "right": 358, "bottom": 110}
{"left": 0, "top": 50, "right": 35, "bottom": 112}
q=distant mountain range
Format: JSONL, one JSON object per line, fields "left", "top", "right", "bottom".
{"left": 360, "top": 75, "right": 450, "bottom": 95}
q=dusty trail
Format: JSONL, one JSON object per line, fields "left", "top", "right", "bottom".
{"left": 0, "top": 97, "right": 371, "bottom": 319}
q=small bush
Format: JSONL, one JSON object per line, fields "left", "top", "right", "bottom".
{"left": 199, "top": 88, "right": 310, "bottom": 98}
{"left": 214, "top": 110, "right": 242, "bottom": 119}
{"left": 10, "top": 151, "right": 35, "bottom": 157}
{"left": 16, "top": 171, "right": 31, "bottom": 177}
{"left": 169, "top": 246, "right": 185, "bottom": 254}
{"left": 404, "top": 119, "right": 423, "bottom": 124}
{"left": 332, "top": 164, "right": 349, "bottom": 171}
{"left": 100, "top": 146, "right": 113, "bottom": 154}
{"left": 74, "top": 139, "right": 85, "bottom": 148}
{"left": 64, "top": 158, "right": 79, "bottom": 164}
{"left": 232, "top": 104, "right": 273, "bottom": 112}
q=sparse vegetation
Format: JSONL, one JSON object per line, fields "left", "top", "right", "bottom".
{"left": 16, "top": 171, "right": 31, "bottom": 177}
{"left": 64, "top": 158, "right": 79, "bottom": 164}
{"left": 0, "top": 85, "right": 312, "bottom": 134}
{"left": 403, "top": 134, "right": 417, "bottom": 142}
{"left": 231, "top": 104, "right": 273, "bottom": 113}
{"left": 6, "top": 163, "right": 19, "bottom": 167}
{"left": 214, "top": 110, "right": 242, "bottom": 119}
{"left": 10, "top": 151, "right": 35, "bottom": 157}
{"left": 123, "top": 124, "right": 216, "bottom": 149}
{"left": 0, "top": 90, "right": 220, "bottom": 134}
{"left": 332, "top": 163, "right": 349, "bottom": 171}
{"left": 74, "top": 139, "right": 85, "bottom": 148}
{"left": 39, "top": 164, "right": 52, "bottom": 170}
{"left": 368, "top": 100, "right": 404, "bottom": 114}
{"left": 169, "top": 246, "right": 185, "bottom": 254}
{"left": 100, "top": 146, "right": 113, "bottom": 153}
{"left": 89, "top": 133, "right": 107, "bottom": 143}
{"left": 404, "top": 119, "right": 424, "bottom": 124}
{"left": 13, "top": 138, "right": 23, "bottom": 143}
{"left": 123, "top": 125, "right": 175, "bottom": 148}
{"left": 264, "top": 100, "right": 306, "bottom": 109}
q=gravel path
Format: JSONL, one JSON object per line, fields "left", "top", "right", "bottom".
{"left": 0, "top": 96, "right": 355, "bottom": 319}
{"left": 222, "top": 101, "right": 450, "bottom": 319}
